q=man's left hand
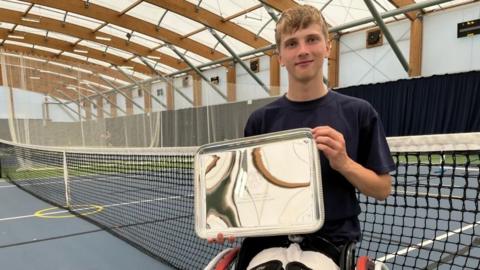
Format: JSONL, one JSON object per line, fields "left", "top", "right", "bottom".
{"left": 311, "top": 126, "right": 351, "bottom": 173}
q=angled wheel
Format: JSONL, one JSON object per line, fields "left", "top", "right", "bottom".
{"left": 339, "top": 241, "right": 356, "bottom": 270}
{"left": 215, "top": 247, "right": 240, "bottom": 270}
{"left": 204, "top": 247, "right": 240, "bottom": 270}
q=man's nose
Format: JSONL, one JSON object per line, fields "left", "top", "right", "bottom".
{"left": 297, "top": 42, "right": 309, "bottom": 57}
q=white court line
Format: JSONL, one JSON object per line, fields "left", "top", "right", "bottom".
{"left": 441, "top": 166, "right": 479, "bottom": 172}
{"left": 100, "top": 193, "right": 194, "bottom": 209}
{"left": 395, "top": 190, "right": 465, "bottom": 200}
{"left": 377, "top": 220, "right": 480, "bottom": 262}
{"left": 0, "top": 210, "right": 67, "bottom": 222}
{"left": 0, "top": 194, "right": 193, "bottom": 222}
{"left": 0, "top": 175, "right": 168, "bottom": 188}
{"left": 0, "top": 214, "right": 37, "bottom": 221}
{"left": 0, "top": 178, "right": 100, "bottom": 189}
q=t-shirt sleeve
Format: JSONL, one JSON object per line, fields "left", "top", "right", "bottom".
{"left": 359, "top": 105, "right": 396, "bottom": 174}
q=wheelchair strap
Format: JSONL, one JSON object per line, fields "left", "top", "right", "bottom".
{"left": 299, "top": 236, "right": 341, "bottom": 265}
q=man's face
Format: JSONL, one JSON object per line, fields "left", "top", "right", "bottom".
{"left": 278, "top": 23, "right": 330, "bottom": 83}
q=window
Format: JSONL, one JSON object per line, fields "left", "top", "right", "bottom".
{"left": 366, "top": 28, "right": 383, "bottom": 48}
{"left": 182, "top": 76, "right": 189, "bottom": 87}
{"left": 250, "top": 58, "right": 260, "bottom": 73}
{"left": 210, "top": 76, "right": 219, "bottom": 85}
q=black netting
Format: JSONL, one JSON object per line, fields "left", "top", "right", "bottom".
{"left": 358, "top": 151, "right": 480, "bottom": 269}
{"left": 1, "top": 141, "right": 479, "bottom": 269}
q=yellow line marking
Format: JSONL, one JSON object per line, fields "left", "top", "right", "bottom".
{"left": 34, "top": 205, "right": 103, "bottom": 219}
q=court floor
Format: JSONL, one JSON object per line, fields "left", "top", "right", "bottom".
{"left": 0, "top": 178, "right": 174, "bottom": 270}
{"left": 1, "top": 163, "right": 479, "bottom": 269}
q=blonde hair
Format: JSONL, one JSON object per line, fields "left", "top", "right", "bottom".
{"left": 275, "top": 5, "right": 329, "bottom": 51}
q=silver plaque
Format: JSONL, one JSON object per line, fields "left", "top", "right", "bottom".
{"left": 194, "top": 128, "right": 324, "bottom": 239}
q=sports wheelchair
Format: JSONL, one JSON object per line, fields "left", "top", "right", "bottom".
{"left": 205, "top": 235, "right": 388, "bottom": 270}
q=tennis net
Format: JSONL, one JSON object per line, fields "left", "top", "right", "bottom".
{"left": 0, "top": 132, "right": 479, "bottom": 269}
{"left": 0, "top": 141, "right": 222, "bottom": 269}
{"left": 358, "top": 133, "right": 480, "bottom": 269}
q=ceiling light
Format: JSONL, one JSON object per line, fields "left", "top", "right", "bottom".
{"left": 8, "top": 35, "right": 24, "bottom": 39}
{"left": 73, "top": 49, "right": 89, "bottom": 54}
{"left": 120, "top": 65, "right": 133, "bottom": 69}
{"left": 95, "top": 36, "right": 111, "bottom": 41}
{"left": 29, "top": 76, "right": 40, "bottom": 80}
{"left": 21, "top": 17, "right": 40, "bottom": 23}
{"left": 147, "top": 55, "right": 161, "bottom": 60}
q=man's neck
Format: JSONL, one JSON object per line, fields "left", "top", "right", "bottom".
{"left": 286, "top": 76, "right": 328, "bottom": 102}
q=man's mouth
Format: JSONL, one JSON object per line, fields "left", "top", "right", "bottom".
{"left": 295, "top": 60, "right": 314, "bottom": 66}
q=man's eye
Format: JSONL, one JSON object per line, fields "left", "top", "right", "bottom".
{"left": 308, "top": 37, "right": 320, "bottom": 43}
{"left": 285, "top": 41, "right": 296, "bottom": 48}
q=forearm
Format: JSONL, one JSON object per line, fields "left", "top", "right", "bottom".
{"left": 337, "top": 158, "right": 392, "bottom": 200}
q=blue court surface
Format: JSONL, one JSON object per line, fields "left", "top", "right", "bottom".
{"left": 0, "top": 178, "right": 174, "bottom": 270}
{"left": 357, "top": 164, "right": 480, "bottom": 269}
{"left": 1, "top": 158, "right": 479, "bottom": 270}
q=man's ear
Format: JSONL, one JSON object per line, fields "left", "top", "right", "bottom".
{"left": 277, "top": 50, "right": 285, "bottom": 67}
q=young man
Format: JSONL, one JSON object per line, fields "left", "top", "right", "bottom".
{"left": 237, "top": 4, "right": 396, "bottom": 270}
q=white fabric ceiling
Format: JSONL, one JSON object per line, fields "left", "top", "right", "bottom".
{"left": 0, "top": 0, "right": 474, "bottom": 80}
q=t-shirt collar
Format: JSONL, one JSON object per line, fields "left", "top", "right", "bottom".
{"left": 282, "top": 90, "right": 333, "bottom": 110}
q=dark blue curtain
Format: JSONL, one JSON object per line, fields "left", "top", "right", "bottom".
{"left": 337, "top": 71, "right": 480, "bottom": 136}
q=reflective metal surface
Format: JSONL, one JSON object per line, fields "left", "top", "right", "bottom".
{"left": 194, "top": 129, "right": 324, "bottom": 238}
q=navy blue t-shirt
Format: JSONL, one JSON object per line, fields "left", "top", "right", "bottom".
{"left": 244, "top": 90, "right": 395, "bottom": 244}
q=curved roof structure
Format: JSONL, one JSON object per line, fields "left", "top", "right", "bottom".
{"left": 0, "top": 0, "right": 475, "bottom": 99}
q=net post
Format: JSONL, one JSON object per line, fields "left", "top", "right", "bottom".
{"left": 62, "top": 151, "right": 71, "bottom": 208}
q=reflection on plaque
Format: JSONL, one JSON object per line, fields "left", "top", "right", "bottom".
{"left": 195, "top": 129, "right": 324, "bottom": 239}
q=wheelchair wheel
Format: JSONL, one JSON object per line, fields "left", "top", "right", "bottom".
{"left": 339, "top": 241, "right": 356, "bottom": 270}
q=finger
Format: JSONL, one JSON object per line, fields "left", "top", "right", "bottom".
{"left": 312, "top": 125, "right": 333, "bottom": 134}
{"left": 313, "top": 127, "right": 342, "bottom": 141}
{"left": 315, "top": 133, "right": 345, "bottom": 151}
{"left": 313, "top": 131, "right": 336, "bottom": 143}
{"left": 315, "top": 135, "right": 341, "bottom": 150}
{"left": 316, "top": 143, "right": 336, "bottom": 157}
{"left": 217, "top": 233, "right": 225, "bottom": 244}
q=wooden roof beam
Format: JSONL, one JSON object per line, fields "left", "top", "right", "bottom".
{"left": 327, "top": 33, "right": 340, "bottom": 88}
{"left": 181, "top": 4, "right": 263, "bottom": 40}
{"left": 258, "top": 0, "right": 299, "bottom": 12}
{"left": 259, "top": 0, "right": 333, "bottom": 28}
{"left": 388, "top": 0, "right": 422, "bottom": 21}
{"left": 3, "top": 66, "right": 85, "bottom": 99}
{"left": 144, "top": 0, "right": 271, "bottom": 54}
{"left": 409, "top": 14, "right": 423, "bottom": 76}
{"left": 0, "top": 29, "right": 153, "bottom": 76}
{"left": 25, "top": 0, "right": 226, "bottom": 60}
{"left": 0, "top": 45, "right": 134, "bottom": 82}
{"left": 388, "top": 0, "right": 424, "bottom": 76}
{"left": 15, "top": 57, "right": 110, "bottom": 86}
{"left": 0, "top": 8, "right": 187, "bottom": 71}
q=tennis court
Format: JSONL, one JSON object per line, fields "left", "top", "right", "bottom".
{"left": 0, "top": 178, "right": 173, "bottom": 270}
{"left": 0, "top": 0, "right": 479, "bottom": 269}
{"left": 359, "top": 161, "right": 480, "bottom": 269}
{"left": 1, "top": 133, "right": 479, "bottom": 269}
